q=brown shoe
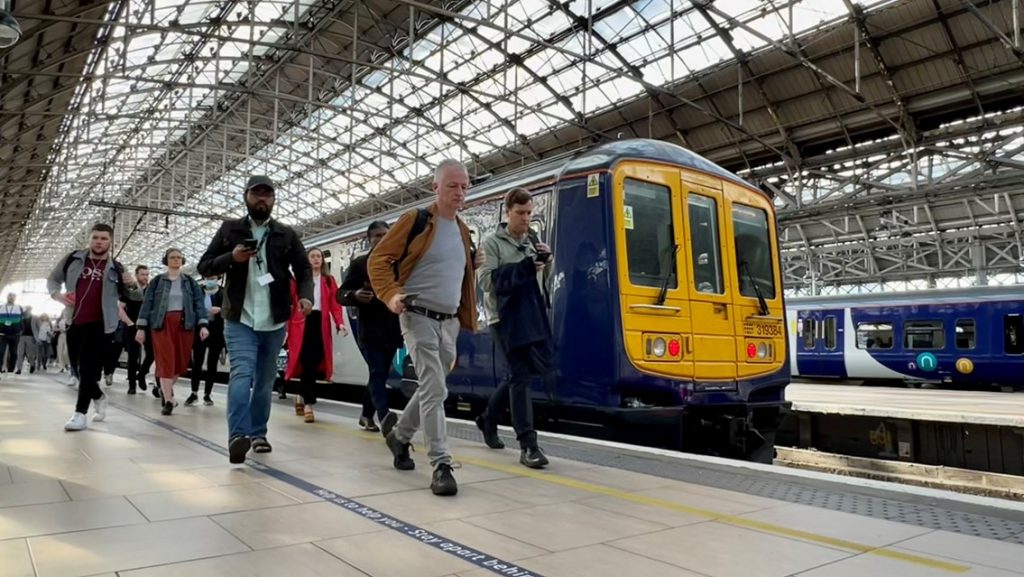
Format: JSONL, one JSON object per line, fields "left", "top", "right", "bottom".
{"left": 294, "top": 397, "right": 304, "bottom": 416}
{"left": 304, "top": 408, "right": 315, "bottom": 423}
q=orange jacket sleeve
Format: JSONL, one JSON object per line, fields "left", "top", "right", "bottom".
{"left": 368, "top": 209, "right": 418, "bottom": 306}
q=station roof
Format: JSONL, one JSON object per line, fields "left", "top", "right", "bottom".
{"left": 1, "top": 0, "right": 1022, "bottom": 291}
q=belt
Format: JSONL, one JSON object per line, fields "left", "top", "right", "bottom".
{"left": 406, "top": 305, "right": 455, "bottom": 322}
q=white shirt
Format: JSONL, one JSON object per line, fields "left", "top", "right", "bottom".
{"left": 312, "top": 274, "right": 322, "bottom": 312}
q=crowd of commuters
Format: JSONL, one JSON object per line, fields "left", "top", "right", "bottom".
{"left": 18, "top": 160, "right": 554, "bottom": 497}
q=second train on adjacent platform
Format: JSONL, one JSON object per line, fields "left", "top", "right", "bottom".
{"left": 787, "top": 286, "right": 1024, "bottom": 390}
{"left": 304, "top": 139, "right": 790, "bottom": 461}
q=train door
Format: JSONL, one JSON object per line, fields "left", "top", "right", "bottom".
{"left": 796, "top": 309, "right": 846, "bottom": 378}
{"left": 682, "top": 181, "right": 736, "bottom": 379}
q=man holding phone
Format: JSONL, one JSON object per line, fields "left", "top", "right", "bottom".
{"left": 368, "top": 159, "right": 483, "bottom": 496}
{"left": 476, "top": 188, "right": 553, "bottom": 468}
{"left": 199, "top": 175, "right": 313, "bottom": 464}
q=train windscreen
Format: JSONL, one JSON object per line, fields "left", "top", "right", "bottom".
{"left": 732, "top": 204, "right": 776, "bottom": 300}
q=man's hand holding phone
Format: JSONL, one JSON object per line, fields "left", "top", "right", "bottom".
{"left": 387, "top": 292, "right": 419, "bottom": 314}
{"left": 535, "top": 242, "right": 552, "bottom": 270}
{"left": 232, "top": 238, "right": 258, "bottom": 263}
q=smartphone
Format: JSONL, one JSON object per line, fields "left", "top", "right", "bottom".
{"left": 536, "top": 251, "right": 552, "bottom": 263}
{"left": 241, "top": 238, "right": 258, "bottom": 251}
{"left": 401, "top": 292, "right": 420, "bottom": 304}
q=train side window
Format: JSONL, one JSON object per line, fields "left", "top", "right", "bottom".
{"left": 904, "top": 320, "right": 944, "bottom": 350}
{"left": 1005, "top": 315, "right": 1024, "bottom": 355}
{"left": 856, "top": 322, "right": 893, "bottom": 349}
{"left": 955, "top": 319, "right": 976, "bottom": 350}
{"left": 801, "top": 319, "right": 814, "bottom": 349}
{"left": 623, "top": 178, "right": 676, "bottom": 289}
{"left": 687, "top": 195, "right": 723, "bottom": 294}
{"left": 824, "top": 316, "right": 837, "bottom": 350}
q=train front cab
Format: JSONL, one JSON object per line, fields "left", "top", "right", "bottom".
{"left": 604, "top": 160, "right": 789, "bottom": 461}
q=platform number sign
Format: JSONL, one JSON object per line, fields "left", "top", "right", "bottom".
{"left": 914, "top": 352, "right": 938, "bottom": 373}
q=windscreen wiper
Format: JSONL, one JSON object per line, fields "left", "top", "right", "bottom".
{"left": 740, "top": 259, "right": 770, "bottom": 316}
{"left": 655, "top": 244, "right": 680, "bottom": 306}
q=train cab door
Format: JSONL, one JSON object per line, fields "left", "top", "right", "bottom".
{"left": 681, "top": 180, "right": 736, "bottom": 379}
{"left": 797, "top": 310, "right": 846, "bottom": 378}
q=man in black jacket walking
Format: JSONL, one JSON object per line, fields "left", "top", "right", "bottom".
{"left": 476, "top": 188, "right": 553, "bottom": 469}
{"left": 198, "top": 175, "right": 313, "bottom": 464}
{"left": 338, "top": 221, "right": 402, "bottom": 436}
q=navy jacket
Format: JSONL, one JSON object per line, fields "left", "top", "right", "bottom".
{"left": 491, "top": 257, "right": 552, "bottom": 351}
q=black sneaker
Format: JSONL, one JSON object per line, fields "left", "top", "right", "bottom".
{"left": 358, "top": 416, "right": 380, "bottom": 432}
{"left": 520, "top": 447, "right": 549, "bottom": 469}
{"left": 151, "top": 385, "right": 161, "bottom": 399}
{"left": 252, "top": 437, "right": 272, "bottom": 454}
{"left": 228, "top": 436, "right": 251, "bottom": 464}
{"left": 127, "top": 387, "right": 137, "bottom": 395}
{"left": 475, "top": 415, "right": 505, "bottom": 449}
{"left": 380, "top": 412, "right": 398, "bottom": 438}
{"left": 161, "top": 401, "right": 173, "bottom": 416}
{"left": 203, "top": 396, "right": 214, "bottom": 406}
{"left": 431, "top": 463, "right": 458, "bottom": 496}
{"left": 138, "top": 379, "right": 147, "bottom": 391}
{"left": 184, "top": 393, "right": 198, "bottom": 407}
{"left": 29, "top": 365, "right": 35, "bottom": 374}
{"left": 385, "top": 431, "right": 415, "bottom": 470}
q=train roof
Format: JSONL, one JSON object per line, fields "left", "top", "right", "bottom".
{"left": 303, "top": 139, "right": 758, "bottom": 247}
{"left": 787, "top": 285, "right": 1024, "bottom": 309}
{"left": 565, "top": 139, "right": 759, "bottom": 193}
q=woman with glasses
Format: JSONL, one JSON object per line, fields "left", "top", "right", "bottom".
{"left": 136, "top": 248, "right": 209, "bottom": 415}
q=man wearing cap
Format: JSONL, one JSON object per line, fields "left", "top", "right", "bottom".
{"left": 199, "top": 175, "right": 313, "bottom": 464}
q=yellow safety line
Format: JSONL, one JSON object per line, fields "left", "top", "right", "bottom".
{"left": 311, "top": 420, "right": 969, "bottom": 573}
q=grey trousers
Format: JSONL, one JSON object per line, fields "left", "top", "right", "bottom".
{"left": 16, "top": 336, "right": 36, "bottom": 372}
{"left": 395, "top": 312, "right": 459, "bottom": 467}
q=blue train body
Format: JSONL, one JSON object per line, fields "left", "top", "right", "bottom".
{"left": 788, "top": 286, "right": 1024, "bottom": 390}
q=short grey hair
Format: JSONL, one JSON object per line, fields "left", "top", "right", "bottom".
{"left": 433, "top": 159, "right": 467, "bottom": 184}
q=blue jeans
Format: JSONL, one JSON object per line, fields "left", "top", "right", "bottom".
{"left": 224, "top": 321, "right": 286, "bottom": 440}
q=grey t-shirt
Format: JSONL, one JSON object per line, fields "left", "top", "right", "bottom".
{"left": 167, "top": 277, "right": 184, "bottom": 312}
{"left": 403, "top": 216, "right": 466, "bottom": 314}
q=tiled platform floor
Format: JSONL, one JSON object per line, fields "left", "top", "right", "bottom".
{"left": 2, "top": 371, "right": 1023, "bottom": 577}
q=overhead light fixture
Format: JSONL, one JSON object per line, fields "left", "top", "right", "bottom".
{"left": 0, "top": 1, "right": 21, "bottom": 49}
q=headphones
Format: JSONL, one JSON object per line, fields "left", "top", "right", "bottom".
{"left": 162, "top": 248, "right": 186, "bottom": 266}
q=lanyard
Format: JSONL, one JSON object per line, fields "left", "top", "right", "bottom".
{"left": 250, "top": 218, "right": 271, "bottom": 271}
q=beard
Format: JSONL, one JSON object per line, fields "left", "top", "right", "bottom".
{"left": 246, "top": 201, "right": 272, "bottom": 222}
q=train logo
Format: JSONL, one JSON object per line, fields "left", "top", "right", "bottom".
{"left": 955, "top": 358, "right": 974, "bottom": 374}
{"left": 915, "top": 352, "right": 938, "bottom": 373}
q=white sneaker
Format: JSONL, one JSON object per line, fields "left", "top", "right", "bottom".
{"left": 64, "top": 412, "right": 88, "bottom": 431}
{"left": 68, "top": 376, "right": 79, "bottom": 387}
{"left": 104, "top": 374, "right": 113, "bottom": 387}
{"left": 93, "top": 395, "right": 108, "bottom": 422}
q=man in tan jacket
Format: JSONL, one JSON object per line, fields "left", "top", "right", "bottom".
{"left": 369, "top": 159, "right": 482, "bottom": 496}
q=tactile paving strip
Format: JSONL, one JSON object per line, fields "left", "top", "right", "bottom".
{"left": 444, "top": 422, "right": 1024, "bottom": 543}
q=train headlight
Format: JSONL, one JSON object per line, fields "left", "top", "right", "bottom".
{"left": 652, "top": 337, "right": 667, "bottom": 358}
{"left": 757, "top": 343, "right": 768, "bottom": 359}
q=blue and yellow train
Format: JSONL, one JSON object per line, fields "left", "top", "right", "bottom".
{"left": 304, "top": 139, "right": 790, "bottom": 461}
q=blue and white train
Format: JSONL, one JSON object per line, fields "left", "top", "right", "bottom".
{"left": 787, "top": 286, "right": 1024, "bottom": 390}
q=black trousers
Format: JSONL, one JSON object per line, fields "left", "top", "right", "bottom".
{"left": 299, "top": 311, "right": 324, "bottom": 406}
{"left": 358, "top": 342, "right": 397, "bottom": 421}
{"left": 135, "top": 328, "right": 154, "bottom": 384}
{"left": 1, "top": 332, "right": 18, "bottom": 372}
{"left": 484, "top": 325, "right": 553, "bottom": 450}
{"left": 125, "top": 326, "right": 142, "bottom": 388}
{"left": 68, "top": 321, "right": 109, "bottom": 414}
{"left": 191, "top": 336, "right": 224, "bottom": 396}
{"left": 104, "top": 333, "right": 124, "bottom": 376}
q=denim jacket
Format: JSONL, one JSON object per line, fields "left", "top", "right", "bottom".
{"left": 136, "top": 274, "right": 208, "bottom": 331}
{"left": 46, "top": 250, "right": 131, "bottom": 335}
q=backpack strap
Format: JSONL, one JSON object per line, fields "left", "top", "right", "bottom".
{"left": 393, "top": 208, "right": 431, "bottom": 281}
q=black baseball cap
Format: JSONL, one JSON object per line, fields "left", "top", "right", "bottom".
{"left": 245, "top": 175, "right": 275, "bottom": 193}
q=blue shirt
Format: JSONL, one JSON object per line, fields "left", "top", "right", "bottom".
{"left": 241, "top": 220, "right": 284, "bottom": 332}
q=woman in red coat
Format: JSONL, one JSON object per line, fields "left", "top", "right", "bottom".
{"left": 285, "top": 248, "right": 345, "bottom": 422}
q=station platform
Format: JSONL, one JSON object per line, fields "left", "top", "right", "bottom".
{"left": 786, "top": 383, "right": 1024, "bottom": 427}
{"left": 3, "top": 372, "right": 1024, "bottom": 577}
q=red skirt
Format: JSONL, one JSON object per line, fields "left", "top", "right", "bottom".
{"left": 152, "top": 311, "right": 194, "bottom": 379}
